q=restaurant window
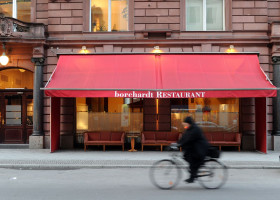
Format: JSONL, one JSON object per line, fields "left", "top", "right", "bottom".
{"left": 0, "top": 0, "right": 31, "bottom": 22}
{"left": 76, "top": 97, "right": 143, "bottom": 143}
{"left": 185, "top": 0, "right": 224, "bottom": 31}
{"left": 171, "top": 98, "right": 239, "bottom": 133}
{"left": 90, "top": 0, "right": 129, "bottom": 32}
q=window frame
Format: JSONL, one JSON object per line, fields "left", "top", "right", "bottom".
{"left": 84, "top": 0, "right": 134, "bottom": 32}
{"left": 181, "top": 0, "right": 232, "bottom": 31}
{"left": 1, "top": 0, "right": 33, "bottom": 22}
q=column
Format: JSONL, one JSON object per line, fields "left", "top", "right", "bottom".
{"left": 272, "top": 56, "right": 280, "bottom": 135}
{"left": 272, "top": 56, "right": 280, "bottom": 150}
{"left": 29, "top": 57, "right": 45, "bottom": 148}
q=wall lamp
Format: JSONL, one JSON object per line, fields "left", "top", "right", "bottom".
{"left": 80, "top": 46, "right": 89, "bottom": 54}
{"left": 0, "top": 43, "right": 9, "bottom": 66}
{"left": 226, "top": 45, "right": 236, "bottom": 53}
{"left": 153, "top": 46, "right": 162, "bottom": 54}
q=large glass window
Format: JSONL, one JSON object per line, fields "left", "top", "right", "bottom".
{"left": 76, "top": 97, "right": 143, "bottom": 143}
{"left": 0, "top": 0, "right": 31, "bottom": 22}
{"left": 90, "top": 0, "right": 129, "bottom": 32}
{"left": 171, "top": 98, "right": 239, "bottom": 133}
{"left": 186, "top": 0, "right": 224, "bottom": 31}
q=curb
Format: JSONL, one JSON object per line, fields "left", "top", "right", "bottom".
{"left": 1, "top": 164, "right": 280, "bottom": 170}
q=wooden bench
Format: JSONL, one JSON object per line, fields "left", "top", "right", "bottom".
{"left": 84, "top": 131, "right": 125, "bottom": 151}
{"left": 204, "top": 132, "right": 241, "bottom": 151}
{"left": 141, "top": 131, "right": 181, "bottom": 151}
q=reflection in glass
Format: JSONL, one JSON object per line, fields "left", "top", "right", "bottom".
{"left": 206, "top": 0, "right": 223, "bottom": 30}
{"left": 186, "top": 0, "right": 223, "bottom": 31}
{"left": 171, "top": 98, "right": 239, "bottom": 133}
{"left": 76, "top": 97, "right": 143, "bottom": 143}
{"left": 186, "top": 0, "right": 203, "bottom": 31}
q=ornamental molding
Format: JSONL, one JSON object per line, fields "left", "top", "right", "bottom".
{"left": 0, "top": 15, "right": 14, "bottom": 37}
{"left": 31, "top": 57, "right": 45, "bottom": 66}
{"left": 272, "top": 56, "right": 280, "bottom": 64}
{"left": 0, "top": 14, "right": 45, "bottom": 39}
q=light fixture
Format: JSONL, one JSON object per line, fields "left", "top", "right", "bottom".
{"left": 226, "top": 45, "right": 236, "bottom": 53}
{"left": 153, "top": 46, "right": 161, "bottom": 54}
{"left": 80, "top": 46, "right": 89, "bottom": 54}
{"left": 19, "top": 69, "right": 26, "bottom": 73}
{"left": 0, "top": 43, "right": 9, "bottom": 66}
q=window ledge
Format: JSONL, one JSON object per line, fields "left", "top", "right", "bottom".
{"left": 135, "top": 29, "right": 173, "bottom": 39}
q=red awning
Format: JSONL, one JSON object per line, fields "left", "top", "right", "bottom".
{"left": 44, "top": 54, "right": 277, "bottom": 98}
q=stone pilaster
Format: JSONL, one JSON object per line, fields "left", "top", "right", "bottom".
{"left": 272, "top": 56, "right": 280, "bottom": 136}
{"left": 30, "top": 57, "right": 45, "bottom": 149}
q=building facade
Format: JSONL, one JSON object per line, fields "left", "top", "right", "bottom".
{"left": 1, "top": 0, "right": 280, "bottom": 151}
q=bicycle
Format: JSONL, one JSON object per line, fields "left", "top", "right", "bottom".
{"left": 149, "top": 146, "right": 228, "bottom": 190}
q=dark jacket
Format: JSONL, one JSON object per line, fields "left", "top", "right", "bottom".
{"left": 177, "top": 123, "right": 210, "bottom": 159}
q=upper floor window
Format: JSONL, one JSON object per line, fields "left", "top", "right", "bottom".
{"left": 186, "top": 0, "right": 224, "bottom": 31}
{"left": 90, "top": 0, "right": 129, "bottom": 32}
{"left": 0, "top": 0, "right": 31, "bottom": 22}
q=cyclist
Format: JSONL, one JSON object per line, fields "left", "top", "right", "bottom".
{"left": 177, "top": 116, "right": 210, "bottom": 183}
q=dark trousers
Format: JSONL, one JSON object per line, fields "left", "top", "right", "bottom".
{"left": 184, "top": 153, "right": 205, "bottom": 178}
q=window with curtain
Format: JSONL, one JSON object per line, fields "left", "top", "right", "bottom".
{"left": 186, "top": 0, "right": 224, "bottom": 31}
{"left": 90, "top": 0, "right": 129, "bottom": 32}
{"left": 0, "top": 0, "right": 31, "bottom": 22}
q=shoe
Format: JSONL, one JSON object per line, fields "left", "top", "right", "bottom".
{"left": 184, "top": 177, "right": 195, "bottom": 183}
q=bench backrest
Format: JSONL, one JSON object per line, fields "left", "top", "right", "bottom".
{"left": 111, "top": 132, "right": 123, "bottom": 141}
{"left": 142, "top": 131, "right": 180, "bottom": 141}
{"left": 100, "top": 132, "right": 111, "bottom": 140}
{"left": 166, "top": 132, "right": 180, "bottom": 141}
{"left": 142, "top": 132, "right": 156, "bottom": 140}
{"left": 156, "top": 132, "right": 167, "bottom": 140}
{"left": 85, "top": 131, "right": 124, "bottom": 141}
{"left": 204, "top": 132, "right": 241, "bottom": 142}
{"left": 85, "top": 132, "right": 100, "bottom": 142}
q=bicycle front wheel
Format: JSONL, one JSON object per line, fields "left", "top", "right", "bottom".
{"left": 149, "top": 159, "right": 182, "bottom": 190}
{"left": 197, "top": 159, "right": 228, "bottom": 189}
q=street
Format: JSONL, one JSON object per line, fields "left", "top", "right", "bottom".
{"left": 0, "top": 168, "right": 279, "bottom": 200}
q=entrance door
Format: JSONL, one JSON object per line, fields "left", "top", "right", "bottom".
{"left": 0, "top": 91, "right": 33, "bottom": 144}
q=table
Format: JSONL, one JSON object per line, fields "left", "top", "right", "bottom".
{"left": 126, "top": 133, "right": 140, "bottom": 152}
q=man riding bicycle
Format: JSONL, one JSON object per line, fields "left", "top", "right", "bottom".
{"left": 176, "top": 116, "right": 210, "bottom": 183}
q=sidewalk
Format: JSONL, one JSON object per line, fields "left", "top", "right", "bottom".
{"left": 0, "top": 149, "right": 279, "bottom": 169}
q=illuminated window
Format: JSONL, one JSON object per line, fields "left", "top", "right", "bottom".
{"left": 76, "top": 97, "right": 143, "bottom": 143}
{"left": 171, "top": 98, "right": 239, "bottom": 133}
{"left": 186, "top": 0, "right": 224, "bottom": 31}
{"left": 90, "top": 0, "right": 129, "bottom": 32}
{"left": 0, "top": 0, "right": 31, "bottom": 22}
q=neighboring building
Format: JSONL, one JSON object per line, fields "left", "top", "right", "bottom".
{"left": 1, "top": 0, "right": 280, "bottom": 152}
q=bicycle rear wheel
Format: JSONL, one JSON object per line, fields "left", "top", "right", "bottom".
{"left": 197, "top": 159, "right": 228, "bottom": 189}
{"left": 149, "top": 159, "right": 182, "bottom": 190}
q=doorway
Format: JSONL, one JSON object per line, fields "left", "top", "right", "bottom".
{"left": 0, "top": 90, "right": 33, "bottom": 144}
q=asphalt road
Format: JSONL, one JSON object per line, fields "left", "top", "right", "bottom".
{"left": 0, "top": 168, "right": 279, "bottom": 200}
